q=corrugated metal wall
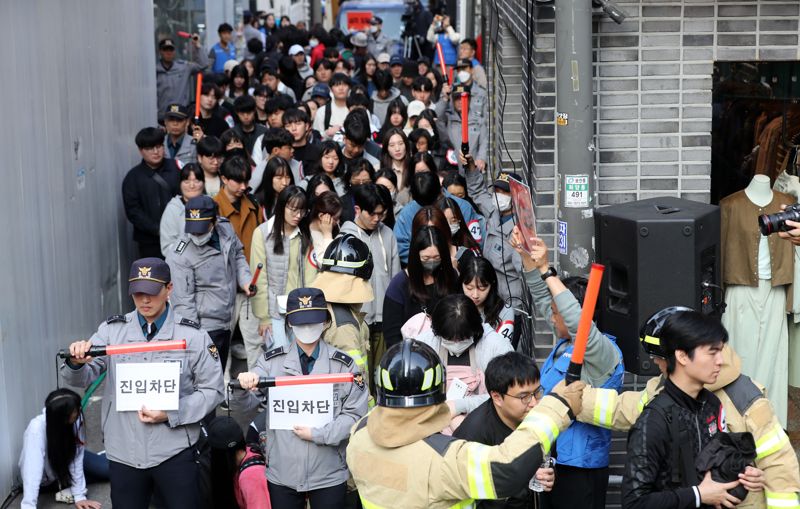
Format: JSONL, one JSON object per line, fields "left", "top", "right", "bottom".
{"left": 0, "top": 0, "right": 155, "bottom": 496}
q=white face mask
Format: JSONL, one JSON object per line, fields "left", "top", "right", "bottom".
{"left": 292, "top": 323, "right": 326, "bottom": 344}
{"left": 369, "top": 26, "right": 378, "bottom": 34}
{"left": 190, "top": 230, "right": 213, "bottom": 246}
{"left": 441, "top": 338, "right": 473, "bottom": 357}
{"left": 457, "top": 70, "right": 471, "bottom": 84}
{"left": 495, "top": 193, "right": 512, "bottom": 212}
{"left": 309, "top": 38, "right": 319, "bottom": 48}
{"left": 449, "top": 222, "right": 460, "bottom": 235}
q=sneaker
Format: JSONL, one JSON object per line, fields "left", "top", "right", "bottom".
{"left": 219, "top": 400, "right": 230, "bottom": 411}
{"left": 230, "top": 343, "right": 247, "bottom": 360}
{"left": 55, "top": 488, "right": 74, "bottom": 504}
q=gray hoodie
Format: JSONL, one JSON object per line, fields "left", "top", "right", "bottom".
{"left": 340, "top": 220, "right": 401, "bottom": 325}
{"left": 371, "top": 88, "right": 408, "bottom": 126}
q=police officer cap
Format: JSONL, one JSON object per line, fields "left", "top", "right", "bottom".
{"left": 320, "top": 233, "right": 373, "bottom": 280}
{"left": 286, "top": 287, "right": 329, "bottom": 326}
{"left": 159, "top": 38, "right": 176, "bottom": 50}
{"left": 164, "top": 103, "right": 189, "bottom": 120}
{"left": 128, "top": 258, "right": 171, "bottom": 296}
{"left": 452, "top": 83, "right": 471, "bottom": 97}
{"left": 640, "top": 306, "right": 695, "bottom": 358}
{"left": 493, "top": 171, "right": 523, "bottom": 192}
{"left": 455, "top": 58, "right": 473, "bottom": 69}
{"left": 206, "top": 416, "right": 245, "bottom": 450}
{"left": 376, "top": 339, "right": 446, "bottom": 408}
{"left": 184, "top": 195, "right": 218, "bottom": 234}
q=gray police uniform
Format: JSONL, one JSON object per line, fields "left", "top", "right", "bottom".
{"left": 436, "top": 84, "right": 490, "bottom": 169}
{"left": 164, "top": 133, "right": 197, "bottom": 165}
{"left": 61, "top": 307, "right": 224, "bottom": 469}
{"left": 166, "top": 218, "right": 251, "bottom": 333}
{"left": 231, "top": 341, "right": 369, "bottom": 492}
{"left": 156, "top": 51, "right": 208, "bottom": 121}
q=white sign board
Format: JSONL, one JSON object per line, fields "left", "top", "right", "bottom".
{"left": 116, "top": 362, "right": 180, "bottom": 411}
{"left": 269, "top": 384, "right": 335, "bottom": 430}
{"left": 564, "top": 175, "right": 590, "bottom": 208}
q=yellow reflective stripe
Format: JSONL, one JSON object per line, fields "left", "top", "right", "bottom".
{"left": 520, "top": 412, "right": 560, "bottom": 455}
{"left": 359, "top": 496, "right": 390, "bottom": 509}
{"left": 592, "top": 389, "right": 618, "bottom": 429}
{"left": 765, "top": 490, "right": 800, "bottom": 508}
{"left": 466, "top": 443, "right": 496, "bottom": 499}
{"left": 637, "top": 390, "right": 650, "bottom": 413}
{"left": 381, "top": 369, "right": 394, "bottom": 390}
{"left": 756, "top": 425, "right": 790, "bottom": 460}
{"left": 643, "top": 335, "right": 660, "bottom": 346}
{"left": 448, "top": 500, "right": 475, "bottom": 509}
{"left": 421, "top": 368, "right": 434, "bottom": 391}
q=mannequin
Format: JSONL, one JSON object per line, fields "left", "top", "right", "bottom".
{"left": 772, "top": 170, "right": 800, "bottom": 390}
{"left": 720, "top": 174, "right": 793, "bottom": 427}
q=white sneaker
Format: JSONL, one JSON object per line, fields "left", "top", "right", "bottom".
{"left": 55, "top": 487, "right": 74, "bottom": 504}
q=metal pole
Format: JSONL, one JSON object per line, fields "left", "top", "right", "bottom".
{"left": 554, "top": 0, "right": 595, "bottom": 278}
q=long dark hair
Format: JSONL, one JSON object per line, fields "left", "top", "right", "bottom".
{"left": 459, "top": 257, "right": 505, "bottom": 329}
{"left": 254, "top": 157, "right": 294, "bottom": 218}
{"left": 270, "top": 186, "right": 310, "bottom": 255}
{"left": 407, "top": 225, "right": 457, "bottom": 305}
{"left": 228, "top": 64, "right": 250, "bottom": 97}
{"left": 380, "top": 128, "right": 412, "bottom": 187}
{"left": 305, "top": 173, "right": 336, "bottom": 203}
{"left": 437, "top": 195, "right": 479, "bottom": 250}
{"left": 45, "top": 389, "right": 83, "bottom": 487}
{"left": 310, "top": 190, "right": 343, "bottom": 237}
{"left": 314, "top": 140, "right": 344, "bottom": 179}
{"left": 431, "top": 294, "right": 485, "bottom": 344}
{"left": 378, "top": 98, "right": 408, "bottom": 143}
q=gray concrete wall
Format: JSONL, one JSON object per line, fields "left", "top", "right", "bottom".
{"left": 0, "top": 0, "right": 155, "bottom": 496}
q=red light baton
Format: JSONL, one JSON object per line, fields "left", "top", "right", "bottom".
{"left": 565, "top": 263, "right": 605, "bottom": 384}
{"left": 249, "top": 263, "right": 263, "bottom": 294}
{"left": 436, "top": 42, "right": 448, "bottom": 85}
{"left": 460, "top": 92, "right": 470, "bottom": 155}
{"left": 177, "top": 31, "right": 192, "bottom": 38}
{"left": 58, "top": 339, "right": 187, "bottom": 359}
{"left": 194, "top": 73, "right": 203, "bottom": 122}
{"left": 229, "top": 372, "right": 354, "bottom": 389}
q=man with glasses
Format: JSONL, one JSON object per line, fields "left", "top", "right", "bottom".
{"left": 454, "top": 352, "right": 555, "bottom": 508}
{"left": 122, "top": 127, "right": 181, "bottom": 258}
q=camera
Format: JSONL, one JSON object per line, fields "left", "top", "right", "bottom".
{"left": 758, "top": 203, "right": 800, "bottom": 235}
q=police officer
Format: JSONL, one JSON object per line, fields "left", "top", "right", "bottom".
{"left": 156, "top": 37, "right": 208, "bottom": 122}
{"left": 311, "top": 233, "right": 373, "bottom": 381}
{"left": 166, "top": 195, "right": 252, "bottom": 369}
{"left": 347, "top": 339, "right": 586, "bottom": 508}
{"left": 233, "top": 287, "right": 369, "bottom": 508}
{"left": 576, "top": 306, "right": 799, "bottom": 509}
{"left": 62, "top": 258, "right": 224, "bottom": 509}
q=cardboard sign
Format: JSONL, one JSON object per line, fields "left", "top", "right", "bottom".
{"left": 508, "top": 176, "right": 537, "bottom": 254}
{"left": 346, "top": 11, "right": 373, "bottom": 32}
{"left": 116, "top": 362, "right": 180, "bottom": 411}
{"left": 269, "top": 383, "right": 335, "bottom": 430}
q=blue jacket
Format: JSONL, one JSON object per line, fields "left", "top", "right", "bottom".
{"left": 393, "top": 192, "right": 483, "bottom": 264}
{"left": 211, "top": 42, "right": 236, "bottom": 74}
{"left": 540, "top": 337, "right": 624, "bottom": 468}
{"left": 433, "top": 34, "right": 458, "bottom": 66}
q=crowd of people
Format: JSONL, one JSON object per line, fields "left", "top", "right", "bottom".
{"left": 14, "top": 6, "right": 800, "bottom": 509}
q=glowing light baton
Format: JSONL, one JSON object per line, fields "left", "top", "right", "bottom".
{"left": 436, "top": 42, "right": 448, "bottom": 85}
{"left": 249, "top": 263, "right": 263, "bottom": 294}
{"left": 460, "top": 92, "right": 470, "bottom": 155}
{"left": 564, "top": 263, "right": 605, "bottom": 384}
{"left": 194, "top": 73, "right": 203, "bottom": 121}
{"left": 58, "top": 339, "right": 187, "bottom": 359}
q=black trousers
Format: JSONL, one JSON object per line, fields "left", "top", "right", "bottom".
{"left": 108, "top": 446, "right": 200, "bottom": 509}
{"left": 208, "top": 328, "right": 231, "bottom": 370}
{"left": 267, "top": 481, "right": 347, "bottom": 509}
{"left": 541, "top": 464, "right": 609, "bottom": 509}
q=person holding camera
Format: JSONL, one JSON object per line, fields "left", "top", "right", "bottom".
{"left": 427, "top": 14, "right": 461, "bottom": 74}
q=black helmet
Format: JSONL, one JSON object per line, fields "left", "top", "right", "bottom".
{"left": 640, "top": 306, "right": 694, "bottom": 358}
{"left": 320, "top": 233, "right": 373, "bottom": 280}
{"left": 376, "top": 339, "right": 446, "bottom": 408}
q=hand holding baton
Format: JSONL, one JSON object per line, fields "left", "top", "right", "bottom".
{"left": 248, "top": 263, "right": 263, "bottom": 295}
{"left": 58, "top": 339, "right": 187, "bottom": 359}
{"left": 229, "top": 373, "right": 354, "bottom": 390}
{"left": 564, "top": 263, "right": 605, "bottom": 385}
{"left": 460, "top": 93, "right": 470, "bottom": 155}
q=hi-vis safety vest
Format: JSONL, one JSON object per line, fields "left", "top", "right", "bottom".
{"left": 347, "top": 396, "right": 572, "bottom": 509}
{"left": 578, "top": 377, "right": 800, "bottom": 509}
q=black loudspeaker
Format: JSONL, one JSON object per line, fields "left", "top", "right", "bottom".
{"left": 594, "top": 197, "right": 721, "bottom": 375}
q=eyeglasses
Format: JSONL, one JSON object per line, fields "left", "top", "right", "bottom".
{"left": 182, "top": 180, "right": 204, "bottom": 187}
{"left": 504, "top": 386, "right": 544, "bottom": 404}
{"left": 286, "top": 206, "right": 305, "bottom": 217}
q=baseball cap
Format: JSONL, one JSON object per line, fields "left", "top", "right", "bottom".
{"left": 350, "top": 32, "right": 368, "bottom": 48}
{"left": 455, "top": 58, "right": 473, "bottom": 69}
{"left": 206, "top": 417, "right": 245, "bottom": 450}
{"left": 164, "top": 103, "right": 189, "bottom": 120}
{"left": 128, "top": 258, "right": 171, "bottom": 296}
{"left": 285, "top": 288, "right": 329, "bottom": 325}
{"left": 159, "top": 38, "right": 176, "bottom": 50}
{"left": 493, "top": 171, "right": 523, "bottom": 192}
{"left": 370, "top": 16, "right": 383, "bottom": 25}
{"left": 223, "top": 59, "right": 239, "bottom": 74}
{"left": 407, "top": 100, "right": 426, "bottom": 118}
{"left": 389, "top": 55, "right": 404, "bottom": 67}
{"left": 184, "top": 195, "right": 217, "bottom": 234}
{"left": 311, "top": 83, "right": 331, "bottom": 99}
{"left": 377, "top": 53, "right": 391, "bottom": 64}
{"left": 288, "top": 44, "right": 305, "bottom": 56}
